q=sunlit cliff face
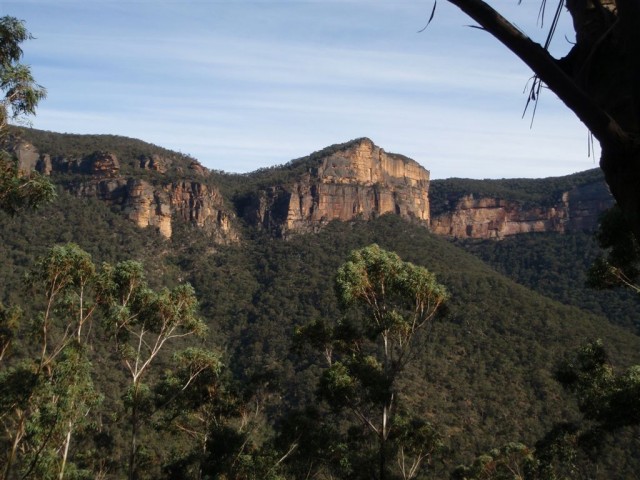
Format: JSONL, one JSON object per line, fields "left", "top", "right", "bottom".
{"left": 244, "top": 138, "right": 432, "bottom": 237}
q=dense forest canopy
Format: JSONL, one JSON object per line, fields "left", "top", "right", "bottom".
{"left": 2, "top": 186, "right": 640, "bottom": 478}
{"left": 429, "top": 168, "right": 604, "bottom": 216}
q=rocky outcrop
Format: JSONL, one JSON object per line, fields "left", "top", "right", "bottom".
{"left": 13, "top": 141, "right": 40, "bottom": 173}
{"left": 565, "top": 181, "right": 614, "bottom": 231}
{"left": 13, "top": 140, "right": 238, "bottom": 242}
{"left": 139, "top": 154, "right": 167, "bottom": 173}
{"left": 169, "top": 181, "right": 238, "bottom": 243}
{"left": 243, "top": 138, "right": 430, "bottom": 237}
{"left": 86, "top": 152, "right": 120, "bottom": 176}
{"left": 70, "top": 177, "right": 237, "bottom": 241}
{"left": 10, "top": 135, "right": 617, "bottom": 242}
{"left": 430, "top": 181, "right": 613, "bottom": 239}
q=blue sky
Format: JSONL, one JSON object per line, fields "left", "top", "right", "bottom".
{"left": 4, "top": 1, "right": 598, "bottom": 179}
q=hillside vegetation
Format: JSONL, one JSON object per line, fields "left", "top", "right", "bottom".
{"left": 429, "top": 169, "right": 604, "bottom": 216}
{"left": 2, "top": 192, "right": 640, "bottom": 478}
{"left": 1, "top": 129, "right": 639, "bottom": 479}
{"left": 458, "top": 232, "right": 640, "bottom": 333}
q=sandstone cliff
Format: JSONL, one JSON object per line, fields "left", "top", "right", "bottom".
{"left": 12, "top": 131, "right": 617, "bottom": 242}
{"left": 13, "top": 140, "right": 238, "bottom": 242}
{"left": 242, "top": 138, "right": 431, "bottom": 237}
{"left": 430, "top": 179, "right": 613, "bottom": 239}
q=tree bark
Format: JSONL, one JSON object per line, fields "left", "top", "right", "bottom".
{"left": 59, "top": 421, "right": 73, "bottom": 480}
{"left": 3, "top": 409, "right": 28, "bottom": 480}
{"left": 446, "top": 0, "right": 640, "bottom": 240}
{"left": 129, "top": 383, "right": 140, "bottom": 480}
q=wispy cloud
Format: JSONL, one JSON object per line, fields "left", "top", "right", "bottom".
{"left": 12, "top": 0, "right": 587, "bottom": 179}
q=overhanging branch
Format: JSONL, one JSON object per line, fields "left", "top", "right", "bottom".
{"left": 446, "top": 0, "right": 626, "bottom": 148}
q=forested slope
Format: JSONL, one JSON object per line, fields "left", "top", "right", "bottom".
{"left": 429, "top": 169, "right": 604, "bottom": 216}
{"left": 458, "top": 232, "right": 640, "bottom": 333}
{"left": 2, "top": 136, "right": 639, "bottom": 478}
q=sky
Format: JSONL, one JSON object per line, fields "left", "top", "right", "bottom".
{"left": 3, "top": 0, "right": 599, "bottom": 179}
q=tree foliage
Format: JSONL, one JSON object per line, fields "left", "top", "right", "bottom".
{"left": 587, "top": 205, "right": 640, "bottom": 293}
{"left": 2, "top": 191, "right": 640, "bottom": 477}
{"left": 0, "top": 244, "right": 100, "bottom": 480}
{"left": 459, "top": 229, "right": 640, "bottom": 333}
{"left": 0, "top": 153, "right": 55, "bottom": 215}
{"left": 453, "top": 339, "right": 640, "bottom": 480}
{"left": 97, "top": 260, "right": 207, "bottom": 480}
{"left": 0, "top": 17, "right": 46, "bottom": 132}
{"left": 556, "top": 340, "right": 640, "bottom": 432}
{"left": 298, "top": 244, "right": 449, "bottom": 480}
{"left": 0, "top": 16, "right": 52, "bottom": 215}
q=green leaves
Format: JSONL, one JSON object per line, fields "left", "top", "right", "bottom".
{"left": 319, "top": 362, "right": 356, "bottom": 409}
{"left": 0, "top": 17, "right": 52, "bottom": 216}
{"left": 0, "top": 303, "right": 20, "bottom": 362}
{"left": 306, "top": 244, "right": 449, "bottom": 479}
{"left": 98, "top": 260, "right": 206, "bottom": 342}
{"left": 1, "top": 244, "right": 103, "bottom": 480}
{"left": 0, "top": 16, "right": 46, "bottom": 131}
{"left": 451, "top": 442, "right": 535, "bottom": 480}
{"left": 335, "top": 243, "right": 449, "bottom": 370}
{"left": 0, "top": 153, "right": 55, "bottom": 215}
{"left": 587, "top": 205, "right": 640, "bottom": 292}
{"left": 336, "top": 243, "right": 449, "bottom": 326}
{"left": 557, "top": 340, "right": 640, "bottom": 430}
{"left": 0, "top": 17, "right": 32, "bottom": 65}
{"left": 335, "top": 243, "right": 401, "bottom": 309}
{"left": 97, "top": 258, "right": 208, "bottom": 479}
{"left": 29, "top": 243, "right": 95, "bottom": 291}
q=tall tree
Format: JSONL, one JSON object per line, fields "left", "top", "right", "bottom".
{"left": 587, "top": 205, "right": 640, "bottom": 292}
{"left": 0, "top": 244, "right": 100, "bottom": 480}
{"left": 299, "top": 244, "right": 448, "bottom": 480}
{"left": 0, "top": 16, "right": 46, "bottom": 132}
{"left": 97, "top": 260, "right": 207, "bottom": 480}
{"left": 445, "top": 1, "right": 640, "bottom": 241}
{"left": 154, "top": 347, "right": 223, "bottom": 480}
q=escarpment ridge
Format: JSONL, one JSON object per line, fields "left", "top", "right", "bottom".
{"left": 11, "top": 129, "right": 613, "bottom": 241}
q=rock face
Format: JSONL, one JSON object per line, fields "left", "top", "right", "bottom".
{"left": 86, "top": 152, "right": 120, "bottom": 176}
{"left": 13, "top": 141, "right": 40, "bottom": 173}
{"left": 69, "top": 176, "right": 238, "bottom": 241}
{"left": 170, "top": 181, "right": 237, "bottom": 243}
{"left": 243, "top": 138, "right": 431, "bottom": 237}
{"left": 430, "top": 181, "right": 613, "bottom": 239}
{"left": 11, "top": 135, "right": 616, "bottom": 242}
{"left": 15, "top": 140, "right": 238, "bottom": 242}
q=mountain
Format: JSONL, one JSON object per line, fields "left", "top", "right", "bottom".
{"left": 234, "top": 137, "right": 430, "bottom": 237}
{"left": 14, "top": 134, "right": 433, "bottom": 240}
{"left": 2, "top": 128, "right": 638, "bottom": 479}
{"left": 11, "top": 130, "right": 238, "bottom": 241}
{"left": 13, "top": 129, "right": 615, "bottom": 242}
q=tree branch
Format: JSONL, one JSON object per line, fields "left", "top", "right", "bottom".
{"left": 446, "top": 0, "right": 626, "bottom": 148}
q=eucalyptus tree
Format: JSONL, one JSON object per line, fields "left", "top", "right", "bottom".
{"left": 0, "top": 244, "right": 100, "bottom": 480}
{"left": 587, "top": 205, "right": 640, "bottom": 293}
{"left": 154, "top": 347, "right": 223, "bottom": 479}
{"left": 0, "top": 304, "right": 20, "bottom": 363}
{"left": 97, "top": 260, "right": 207, "bottom": 480}
{"left": 298, "top": 244, "right": 449, "bottom": 480}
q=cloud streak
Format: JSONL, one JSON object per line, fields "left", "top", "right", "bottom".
{"left": 9, "top": 0, "right": 590, "bottom": 179}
